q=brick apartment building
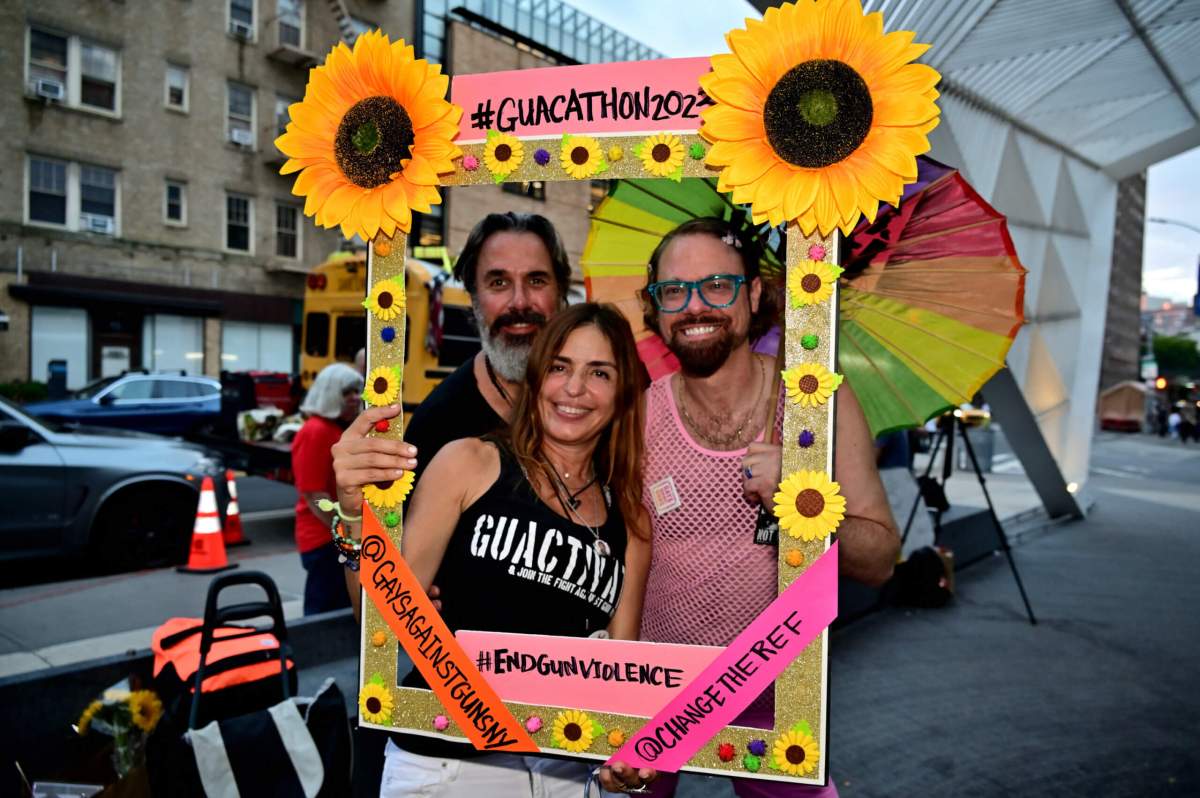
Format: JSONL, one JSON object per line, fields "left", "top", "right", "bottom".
{"left": 0, "top": 0, "right": 655, "bottom": 390}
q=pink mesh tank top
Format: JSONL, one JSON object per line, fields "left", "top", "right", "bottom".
{"left": 640, "top": 371, "right": 785, "bottom": 648}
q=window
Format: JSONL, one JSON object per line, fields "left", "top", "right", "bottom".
{"left": 275, "top": 93, "right": 298, "bottom": 137}
{"left": 227, "top": 81, "right": 255, "bottom": 147}
{"left": 108, "top": 379, "right": 154, "bottom": 401}
{"left": 29, "top": 157, "right": 67, "bottom": 225}
{"left": 502, "top": 180, "right": 546, "bottom": 201}
{"left": 165, "top": 64, "right": 188, "bottom": 111}
{"left": 26, "top": 27, "right": 121, "bottom": 115}
{"left": 304, "top": 312, "right": 329, "bottom": 356}
{"left": 156, "top": 380, "right": 196, "bottom": 399}
{"left": 79, "top": 166, "right": 116, "bottom": 234}
{"left": 276, "top": 203, "right": 299, "bottom": 258}
{"left": 28, "top": 29, "right": 67, "bottom": 88}
{"left": 27, "top": 155, "right": 119, "bottom": 234}
{"left": 277, "top": 0, "right": 303, "bottom": 47}
{"left": 80, "top": 43, "right": 117, "bottom": 111}
{"left": 226, "top": 193, "right": 252, "bottom": 252}
{"left": 165, "top": 181, "right": 186, "bottom": 225}
{"left": 334, "top": 315, "right": 366, "bottom": 362}
{"left": 348, "top": 16, "right": 374, "bottom": 37}
{"left": 229, "top": 0, "right": 255, "bottom": 38}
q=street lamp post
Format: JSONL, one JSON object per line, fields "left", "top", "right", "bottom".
{"left": 1148, "top": 216, "right": 1200, "bottom": 316}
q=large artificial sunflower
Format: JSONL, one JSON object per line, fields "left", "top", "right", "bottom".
{"left": 788, "top": 260, "right": 841, "bottom": 307}
{"left": 639, "top": 133, "right": 685, "bottom": 178}
{"left": 276, "top": 30, "right": 462, "bottom": 241}
{"left": 359, "top": 682, "right": 394, "bottom": 724}
{"left": 364, "top": 366, "right": 402, "bottom": 406}
{"left": 782, "top": 363, "right": 843, "bottom": 407}
{"left": 700, "top": 0, "right": 940, "bottom": 236}
{"left": 364, "top": 278, "right": 405, "bottom": 321}
{"left": 363, "top": 470, "right": 415, "bottom": 508}
{"left": 772, "top": 729, "right": 820, "bottom": 776}
{"left": 773, "top": 470, "right": 846, "bottom": 540}
{"left": 483, "top": 130, "right": 525, "bottom": 178}
{"left": 551, "top": 709, "right": 595, "bottom": 752}
{"left": 560, "top": 135, "right": 607, "bottom": 179}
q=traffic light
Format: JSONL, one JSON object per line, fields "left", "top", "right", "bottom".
{"left": 1155, "top": 376, "right": 1168, "bottom": 390}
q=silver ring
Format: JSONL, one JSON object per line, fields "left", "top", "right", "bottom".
{"left": 620, "top": 786, "right": 651, "bottom": 795}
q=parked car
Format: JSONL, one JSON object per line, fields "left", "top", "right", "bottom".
{"left": 25, "top": 371, "right": 221, "bottom": 437}
{"left": 0, "top": 397, "right": 225, "bottom": 570}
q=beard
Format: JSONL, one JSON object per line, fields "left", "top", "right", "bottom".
{"left": 473, "top": 302, "right": 548, "bottom": 382}
{"left": 665, "top": 313, "right": 747, "bottom": 378}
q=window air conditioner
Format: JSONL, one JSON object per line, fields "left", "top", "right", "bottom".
{"left": 80, "top": 213, "right": 115, "bottom": 235}
{"left": 34, "top": 78, "right": 65, "bottom": 101}
{"left": 230, "top": 128, "right": 254, "bottom": 147}
{"left": 230, "top": 20, "right": 254, "bottom": 39}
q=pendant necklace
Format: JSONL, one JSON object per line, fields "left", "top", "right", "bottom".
{"left": 545, "top": 459, "right": 609, "bottom": 556}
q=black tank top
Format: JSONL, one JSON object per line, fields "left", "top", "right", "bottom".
{"left": 433, "top": 440, "right": 626, "bottom": 639}
{"left": 394, "top": 443, "right": 628, "bottom": 758}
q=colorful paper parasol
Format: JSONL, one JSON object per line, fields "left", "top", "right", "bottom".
{"left": 583, "top": 157, "right": 1027, "bottom": 436}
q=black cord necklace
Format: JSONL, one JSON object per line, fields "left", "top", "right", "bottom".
{"left": 544, "top": 458, "right": 597, "bottom": 511}
{"left": 483, "top": 356, "right": 512, "bottom": 406}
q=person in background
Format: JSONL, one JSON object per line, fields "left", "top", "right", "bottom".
{"left": 292, "top": 362, "right": 363, "bottom": 615}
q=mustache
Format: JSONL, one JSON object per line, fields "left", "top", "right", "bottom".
{"left": 490, "top": 309, "right": 548, "bottom": 337}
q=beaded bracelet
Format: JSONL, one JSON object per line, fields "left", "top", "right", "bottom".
{"left": 317, "top": 498, "right": 363, "bottom": 522}
{"left": 329, "top": 514, "right": 361, "bottom": 571}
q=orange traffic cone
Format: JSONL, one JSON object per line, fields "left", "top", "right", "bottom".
{"left": 178, "top": 476, "right": 237, "bottom": 574}
{"left": 222, "top": 470, "right": 251, "bottom": 548}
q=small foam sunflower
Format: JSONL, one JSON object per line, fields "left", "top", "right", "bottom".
{"left": 700, "top": 0, "right": 940, "bottom": 236}
{"left": 276, "top": 30, "right": 461, "bottom": 241}
{"left": 639, "top": 133, "right": 685, "bottom": 178}
{"left": 788, "top": 260, "right": 840, "bottom": 307}
{"left": 560, "top": 135, "right": 606, "bottom": 179}
{"left": 483, "top": 131, "right": 524, "bottom": 177}
{"left": 773, "top": 470, "right": 846, "bottom": 541}
{"left": 363, "top": 470, "right": 415, "bottom": 508}
{"left": 551, "top": 709, "right": 595, "bottom": 752}
{"left": 782, "top": 363, "right": 842, "bottom": 407}
{"left": 364, "top": 366, "right": 402, "bottom": 406}
{"left": 772, "top": 729, "right": 820, "bottom": 776}
{"left": 364, "top": 278, "right": 405, "bottom": 321}
{"left": 127, "top": 690, "right": 163, "bottom": 733}
{"left": 359, "top": 682, "right": 394, "bottom": 724}
{"left": 77, "top": 700, "right": 103, "bottom": 735}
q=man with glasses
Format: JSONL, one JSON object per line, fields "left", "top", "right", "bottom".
{"left": 600, "top": 218, "right": 899, "bottom": 797}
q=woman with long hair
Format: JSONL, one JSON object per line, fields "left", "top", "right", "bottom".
{"left": 334, "top": 303, "right": 653, "bottom": 796}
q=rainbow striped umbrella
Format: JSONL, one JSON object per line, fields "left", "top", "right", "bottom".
{"left": 582, "top": 158, "right": 1027, "bottom": 436}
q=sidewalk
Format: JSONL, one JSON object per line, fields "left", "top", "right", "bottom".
{"left": 676, "top": 432, "right": 1200, "bottom": 797}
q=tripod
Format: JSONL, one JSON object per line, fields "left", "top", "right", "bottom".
{"left": 902, "top": 414, "right": 1037, "bottom": 625}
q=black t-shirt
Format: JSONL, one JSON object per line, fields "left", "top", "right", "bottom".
{"left": 405, "top": 356, "right": 505, "bottom": 487}
{"left": 397, "top": 442, "right": 626, "bottom": 757}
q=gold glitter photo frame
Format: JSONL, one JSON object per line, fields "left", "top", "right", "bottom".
{"left": 277, "top": 0, "right": 941, "bottom": 784}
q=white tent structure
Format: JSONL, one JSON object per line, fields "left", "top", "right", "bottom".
{"left": 749, "top": 0, "right": 1200, "bottom": 493}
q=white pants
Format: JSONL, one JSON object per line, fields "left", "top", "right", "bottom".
{"left": 381, "top": 738, "right": 596, "bottom": 798}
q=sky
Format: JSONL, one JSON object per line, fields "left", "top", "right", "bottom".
{"left": 1144, "top": 147, "right": 1200, "bottom": 305}
{"left": 564, "top": 1, "right": 1199, "bottom": 304}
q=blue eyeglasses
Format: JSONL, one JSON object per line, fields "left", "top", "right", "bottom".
{"left": 646, "top": 274, "right": 747, "bottom": 313}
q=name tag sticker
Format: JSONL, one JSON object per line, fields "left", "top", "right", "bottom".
{"left": 649, "top": 476, "right": 681, "bottom": 515}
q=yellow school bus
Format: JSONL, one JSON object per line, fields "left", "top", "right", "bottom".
{"left": 300, "top": 250, "right": 479, "bottom": 414}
